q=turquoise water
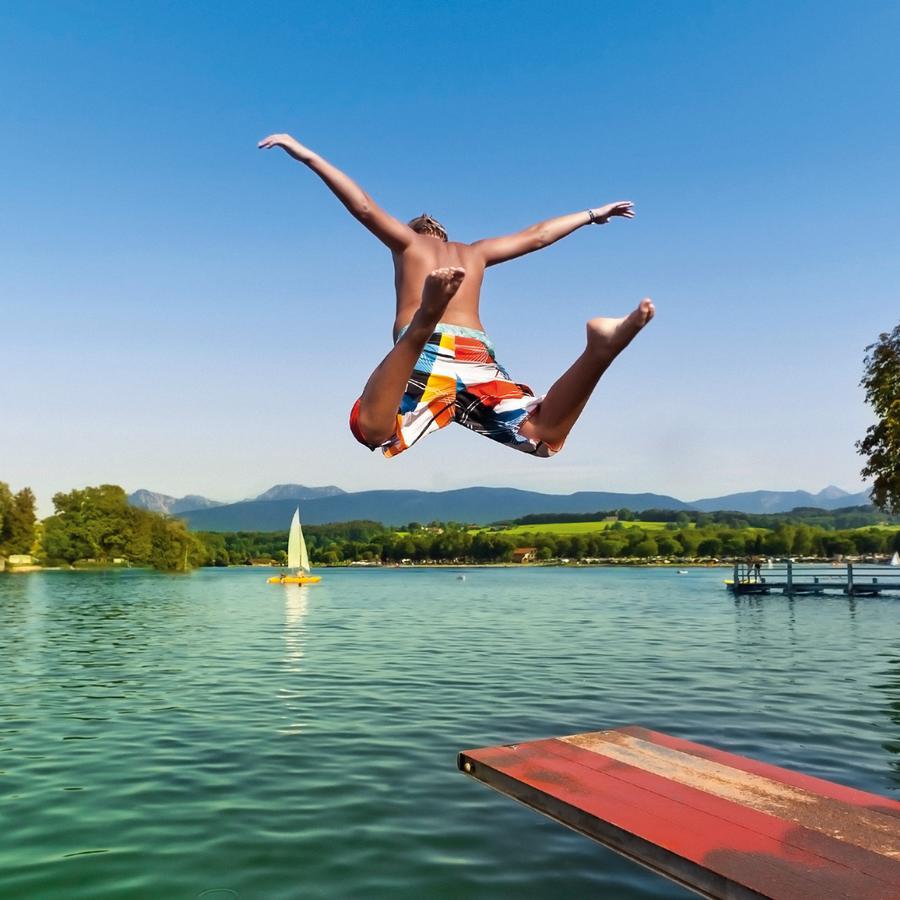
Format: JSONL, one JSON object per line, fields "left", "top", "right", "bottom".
{"left": 1, "top": 567, "right": 898, "bottom": 899}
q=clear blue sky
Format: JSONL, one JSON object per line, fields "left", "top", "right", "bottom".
{"left": 3, "top": 1, "right": 898, "bottom": 513}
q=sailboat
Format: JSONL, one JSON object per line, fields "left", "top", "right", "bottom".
{"left": 267, "top": 507, "right": 321, "bottom": 584}
{"left": 891, "top": 551, "right": 900, "bottom": 567}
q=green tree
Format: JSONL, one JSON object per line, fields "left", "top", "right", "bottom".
{"left": 42, "top": 484, "right": 202, "bottom": 571}
{"left": 857, "top": 323, "right": 900, "bottom": 512}
{"left": 0, "top": 482, "right": 11, "bottom": 536}
{"left": 855, "top": 529, "right": 887, "bottom": 554}
{"left": 566, "top": 535, "right": 588, "bottom": 559}
{"left": 0, "top": 485, "right": 36, "bottom": 555}
{"left": 471, "top": 532, "right": 495, "bottom": 562}
{"left": 763, "top": 530, "right": 790, "bottom": 556}
{"left": 793, "top": 524, "right": 814, "bottom": 557}
{"left": 720, "top": 531, "right": 747, "bottom": 557}
{"left": 677, "top": 529, "right": 701, "bottom": 558}
{"left": 632, "top": 538, "right": 659, "bottom": 558}
{"left": 697, "top": 537, "right": 722, "bottom": 557}
{"left": 596, "top": 537, "right": 625, "bottom": 558}
{"left": 656, "top": 535, "right": 682, "bottom": 557}
{"left": 624, "top": 527, "right": 649, "bottom": 550}
{"left": 823, "top": 536, "right": 855, "bottom": 558}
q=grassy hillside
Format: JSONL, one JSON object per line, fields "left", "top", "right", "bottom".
{"left": 494, "top": 520, "right": 671, "bottom": 536}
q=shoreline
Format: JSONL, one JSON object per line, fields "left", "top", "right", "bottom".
{"left": 4, "top": 558, "right": 891, "bottom": 574}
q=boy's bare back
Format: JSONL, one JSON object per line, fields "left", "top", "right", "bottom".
{"left": 391, "top": 238, "right": 486, "bottom": 338}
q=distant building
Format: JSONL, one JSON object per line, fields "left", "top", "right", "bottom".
{"left": 512, "top": 547, "right": 537, "bottom": 563}
{"left": 8, "top": 555, "right": 33, "bottom": 566}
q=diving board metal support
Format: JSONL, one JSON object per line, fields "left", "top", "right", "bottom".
{"left": 458, "top": 726, "right": 900, "bottom": 899}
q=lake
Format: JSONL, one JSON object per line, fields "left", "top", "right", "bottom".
{"left": 1, "top": 567, "right": 898, "bottom": 898}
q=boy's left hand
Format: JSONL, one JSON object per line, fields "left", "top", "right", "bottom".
{"left": 592, "top": 201, "right": 635, "bottom": 223}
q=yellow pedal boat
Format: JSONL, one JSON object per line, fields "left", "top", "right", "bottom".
{"left": 267, "top": 575, "right": 321, "bottom": 585}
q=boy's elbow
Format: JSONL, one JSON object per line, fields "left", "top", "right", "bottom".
{"left": 532, "top": 233, "right": 549, "bottom": 251}
{"left": 529, "top": 223, "right": 550, "bottom": 250}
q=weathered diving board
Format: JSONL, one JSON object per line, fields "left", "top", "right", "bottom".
{"left": 458, "top": 726, "right": 900, "bottom": 899}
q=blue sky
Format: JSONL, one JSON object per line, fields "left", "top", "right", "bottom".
{"left": 2, "top": 1, "right": 898, "bottom": 513}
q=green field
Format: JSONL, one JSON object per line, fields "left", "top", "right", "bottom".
{"left": 491, "top": 520, "right": 672, "bottom": 536}
{"left": 411, "top": 520, "right": 898, "bottom": 540}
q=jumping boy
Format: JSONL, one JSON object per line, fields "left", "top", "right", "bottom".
{"left": 258, "top": 133, "right": 654, "bottom": 458}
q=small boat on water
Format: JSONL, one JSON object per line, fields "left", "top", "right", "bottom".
{"left": 891, "top": 551, "right": 900, "bottom": 567}
{"left": 677, "top": 570, "right": 689, "bottom": 575}
{"left": 267, "top": 507, "right": 321, "bottom": 585}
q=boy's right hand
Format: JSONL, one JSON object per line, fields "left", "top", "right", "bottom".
{"left": 258, "top": 133, "right": 313, "bottom": 162}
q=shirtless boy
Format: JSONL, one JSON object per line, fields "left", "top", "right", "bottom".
{"left": 259, "top": 133, "right": 654, "bottom": 458}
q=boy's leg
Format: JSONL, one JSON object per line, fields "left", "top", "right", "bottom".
{"left": 355, "top": 267, "right": 466, "bottom": 446}
{"left": 518, "top": 298, "right": 655, "bottom": 449}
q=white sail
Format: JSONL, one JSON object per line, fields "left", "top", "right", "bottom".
{"left": 286, "top": 507, "right": 311, "bottom": 575}
{"left": 299, "top": 522, "right": 310, "bottom": 575}
{"left": 287, "top": 508, "right": 302, "bottom": 571}
{"left": 892, "top": 551, "right": 900, "bottom": 567}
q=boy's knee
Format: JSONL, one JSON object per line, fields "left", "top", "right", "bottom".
{"left": 535, "top": 439, "right": 563, "bottom": 458}
{"left": 349, "top": 398, "right": 393, "bottom": 450}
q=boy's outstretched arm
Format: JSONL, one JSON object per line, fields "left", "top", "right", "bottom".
{"left": 471, "top": 202, "right": 634, "bottom": 267}
{"left": 258, "top": 133, "right": 415, "bottom": 253}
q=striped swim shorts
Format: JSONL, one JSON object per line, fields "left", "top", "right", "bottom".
{"left": 350, "top": 323, "right": 558, "bottom": 458}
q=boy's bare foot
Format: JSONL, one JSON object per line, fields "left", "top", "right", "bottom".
{"left": 419, "top": 267, "right": 466, "bottom": 322}
{"left": 586, "top": 298, "right": 655, "bottom": 358}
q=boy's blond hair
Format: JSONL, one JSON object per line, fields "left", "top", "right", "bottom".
{"left": 407, "top": 213, "right": 448, "bottom": 242}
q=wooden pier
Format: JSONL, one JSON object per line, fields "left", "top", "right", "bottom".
{"left": 458, "top": 726, "right": 900, "bottom": 899}
{"left": 727, "top": 561, "right": 900, "bottom": 597}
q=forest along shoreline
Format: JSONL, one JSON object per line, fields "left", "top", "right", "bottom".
{"left": 2, "top": 482, "right": 898, "bottom": 573}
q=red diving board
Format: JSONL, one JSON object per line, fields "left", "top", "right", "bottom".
{"left": 458, "top": 726, "right": 900, "bottom": 899}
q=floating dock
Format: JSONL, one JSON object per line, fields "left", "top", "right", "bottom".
{"left": 458, "top": 726, "right": 900, "bottom": 899}
{"left": 727, "top": 561, "right": 900, "bottom": 597}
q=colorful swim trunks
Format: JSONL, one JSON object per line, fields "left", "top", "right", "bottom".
{"left": 350, "top": 323, "right": 558, "bottom": 458}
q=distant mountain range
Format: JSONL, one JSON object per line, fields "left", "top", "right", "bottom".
{"left": 688, "top": 488, "right": 868, "bottom": 514}
{"left": 253, "top": 484, "right": 345, "bottom": 502}
{"left": 127, "top": 484, "right": 872, "bottom": 531}
{"left": 128, "top": 490, "right": 224, "bottom": 516}
{"left": 128, "top": 484, "right": 344, "bottom": 517}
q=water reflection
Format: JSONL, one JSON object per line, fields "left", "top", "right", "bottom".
{"left": 283, "top": 585, "right": 310, "bottom": 670}
{"left": 277, "top": 585, "right": 311, "bottom": 736}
